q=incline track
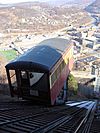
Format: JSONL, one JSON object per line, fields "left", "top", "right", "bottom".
{"left": 0, "top": 101, "right": 97, "bottom": 133}
{"left": 89, "top": 100, "right": 100, "bottom": 133}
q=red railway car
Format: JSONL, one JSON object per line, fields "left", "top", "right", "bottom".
{"left": 5, "top": 38, "right": 74, "bottom": 105}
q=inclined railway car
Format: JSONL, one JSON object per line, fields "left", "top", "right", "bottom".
{"left": 5, "top": 38, "right": 74, "bottom": 105}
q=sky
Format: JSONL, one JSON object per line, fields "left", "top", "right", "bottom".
{"left": 0, "top": 0, "right": 49, "bottom": 4}
{"left": 0, "top": 0, "right": 94, "bottom": 4}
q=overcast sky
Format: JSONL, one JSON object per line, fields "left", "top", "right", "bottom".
{"left": 0, "top": 0, "right": 50, "bottom": 4}
{"left": 0, "top": 0, "right": 94, "bottom": 4}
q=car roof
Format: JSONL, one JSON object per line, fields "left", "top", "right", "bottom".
{"left": 6, "top": 38, "right": 72, "bottom": 72}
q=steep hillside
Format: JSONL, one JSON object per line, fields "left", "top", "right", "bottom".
{"left": 0, "top": 2, "right": 92, "bottom": 34}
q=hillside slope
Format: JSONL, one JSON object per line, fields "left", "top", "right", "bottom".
{"left": 0, "top": 2, "right": 92, "bottom": 34}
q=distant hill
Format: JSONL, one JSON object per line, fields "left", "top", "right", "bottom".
{"left": 85, "top": 0, "right": 100, "bottom": 13}
{"left": 0, "top": 2, "right": 92, "bottom": 34}
{"left": 46, "top": 0, "right": 95, "bottom": 7}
